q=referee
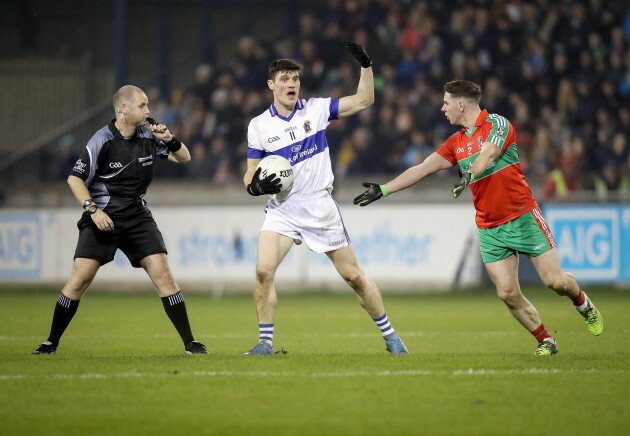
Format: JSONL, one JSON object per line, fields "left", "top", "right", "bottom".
{"left": 32, "top": 85, "right": 209, "bottom": 355}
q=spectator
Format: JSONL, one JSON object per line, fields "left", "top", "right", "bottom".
{"left": 188, "top": 64, "right": 214, "bottom": 109}
{"left": 402, "top": 130, "right": 433, "bottom": 169}
{"left": 542, "top": 136, "right": 586, "bottom": 201}
{"left": 593, "top": 161, "right": 630, "bottom": 201}
{"left": 96, "top": 0, "right": 630, "bottom": 189}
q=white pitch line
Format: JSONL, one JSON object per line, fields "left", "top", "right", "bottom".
{"left": 0, "top": 368, "right": 627, "bottom": 381}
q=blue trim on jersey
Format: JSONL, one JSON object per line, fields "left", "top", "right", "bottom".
{"left": 329, "top": 98, "right": 339, "bottom": 121}
{"left": 268, "top": 100, "right": 305, "bottom": 122}
{"left": 247, "top": 129, "right": 329, "bottom": 163}
{"left": 248, "top": 148, "right": 265, "bottom": 159}
{"left": 260, "top": 130, "right": 328, "bottom": 166}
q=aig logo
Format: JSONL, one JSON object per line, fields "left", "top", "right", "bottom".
{"left": 267, "top": 136, "right": 280, "bottom": 143}
{"left": 547, "top": 207, "right": 620, "bottom": 280}
{"left": 109, "top": 162, "right": 123, "bottom": 169}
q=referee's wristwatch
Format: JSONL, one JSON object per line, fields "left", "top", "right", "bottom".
{"left": 82, "top": 199, "right": 98, "bottom": 214}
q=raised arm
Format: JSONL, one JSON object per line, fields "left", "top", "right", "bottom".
{"left": 337, "top": 43, "right": 375, "bottom": 118}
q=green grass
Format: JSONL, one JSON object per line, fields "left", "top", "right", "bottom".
{"left": 1, "top": 286, "right": 629, "bottom": 435}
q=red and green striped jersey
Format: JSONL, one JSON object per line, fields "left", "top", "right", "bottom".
{"left": 436, "top": 109, "right": 538, "bottom": 229}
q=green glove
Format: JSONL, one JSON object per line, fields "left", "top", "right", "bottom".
{"left": 453, "top": 170, "right": 475, "bottom": 198}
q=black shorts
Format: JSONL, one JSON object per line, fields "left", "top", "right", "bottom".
{"left": 74, "top": 208, "right": 167, "bottom": 268}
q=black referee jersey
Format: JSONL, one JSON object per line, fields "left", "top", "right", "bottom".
{"left": 70, "top": 119, "right": 170, "bottom": 217}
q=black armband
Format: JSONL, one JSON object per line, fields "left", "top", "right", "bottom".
{"left": 165, "top": 136, "right": 182, "bottom": 153}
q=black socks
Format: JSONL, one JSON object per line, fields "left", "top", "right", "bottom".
{"left": 161, "top": 292, "right": 194, "bottom": 345}
{"left": 45, "top": 291, "right": 195, "bottom": 348}
{"left": 47, "top": 293, "right": 80, "bottom": 346}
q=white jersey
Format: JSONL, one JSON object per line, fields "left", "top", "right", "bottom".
{"left": 247, "top": 97, "right": 339, "bottom": 203}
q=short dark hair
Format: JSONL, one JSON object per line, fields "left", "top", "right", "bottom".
{"left": 444, "top": 80, "right": 481, "bottom": 103}
{"left": 269, "top": 59, "right": 302, "bottom": 81}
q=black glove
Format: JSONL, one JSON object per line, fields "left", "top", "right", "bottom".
{"left": 247, "top": 167, "right": 282, "bottom": 196}
{"left": 353, "top": 182, "right": 389, "bottom": 207}
{"left": 452, "top": 168, "right": 475, "bottom": 198}
{"left": 345, "top": 42, "right": 372, "bottom": 68}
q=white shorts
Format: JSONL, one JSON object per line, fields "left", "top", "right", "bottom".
{"left": 260, "top": 191, "right": 351, "bottom": 253}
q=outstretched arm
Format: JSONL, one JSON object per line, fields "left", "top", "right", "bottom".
{"left": 337, "top": 43, "right": 375, "bottom": 118}
{"left": 354, "top": 152, "right": 452, "bottom": 206}
{"left": 386, "top": 152, "right": 453, "bottom": 194}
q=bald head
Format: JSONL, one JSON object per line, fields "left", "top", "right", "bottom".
{"left": 113, "top": 85, "right": 144, "bottom": 114}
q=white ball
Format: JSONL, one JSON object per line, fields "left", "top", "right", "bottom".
{"left": 257, "top": 155, "right": 294, "bottom": 192}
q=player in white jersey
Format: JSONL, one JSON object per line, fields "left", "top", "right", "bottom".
{"left": 242, "top": 43, "right": 408, "bottom": 355}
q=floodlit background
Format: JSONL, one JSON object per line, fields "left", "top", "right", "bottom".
{"left": 1, "top": 3, "right": 630, "bottom": 436}
{"left": 1, "top": 0, "right": 629, "bottom": 288}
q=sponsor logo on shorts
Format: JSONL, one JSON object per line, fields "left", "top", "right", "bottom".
{"left": 109, "top": 162, "right": 123, "bottom": 169}
{"left": 267, "top": 136, "right": 280, "bottom": 143}
{"left": 533, "top": 243, "right": 546, "bottom": 251}
{"left": 330, "top": 238, "right": 345, "bottom": 246}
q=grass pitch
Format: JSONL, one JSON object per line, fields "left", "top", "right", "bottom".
{"left": 1, "top": 286, "right": 629, "bottom": 435}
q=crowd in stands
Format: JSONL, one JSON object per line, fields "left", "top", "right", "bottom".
{"left": 70, "top": 0, "right": 630, "bottom": 201}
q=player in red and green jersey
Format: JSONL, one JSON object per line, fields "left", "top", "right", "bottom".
{"left": 353, "top": 80, "right": 603, "bottom": 356}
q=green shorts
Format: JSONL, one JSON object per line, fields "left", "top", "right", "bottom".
{"left": 478, "top": 207, "right": 556, "bottom": 263}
